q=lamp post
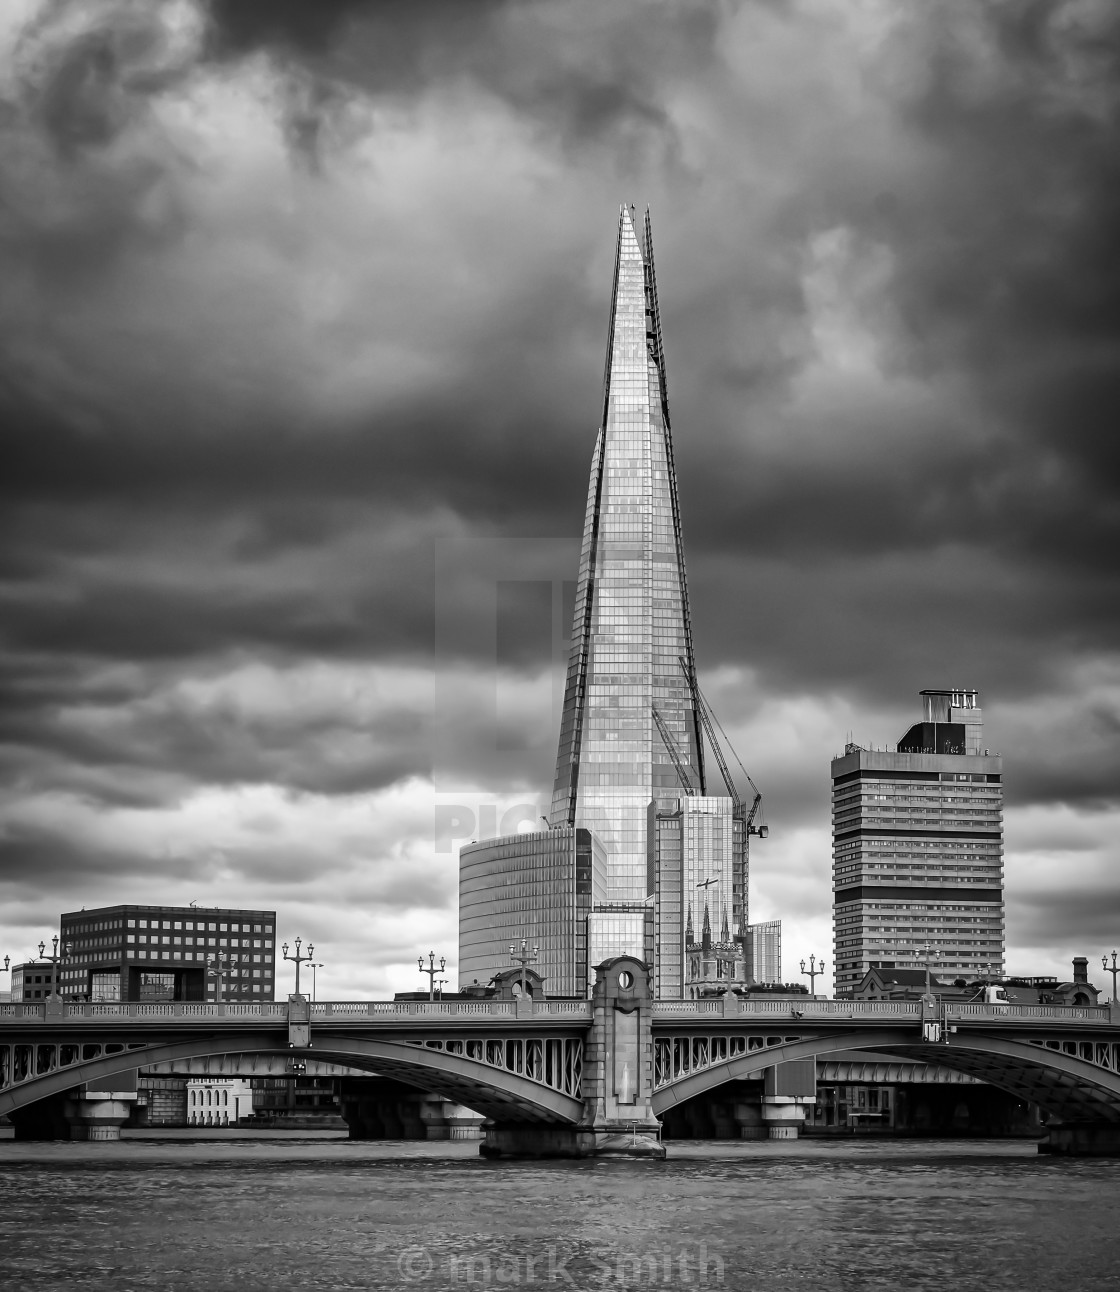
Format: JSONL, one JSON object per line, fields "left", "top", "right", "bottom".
{"left": 435, "top": 977, "right": 449, "bottom": 1001}
{"left": 38, "top": 936, "right": 71, "bottom": 1001}
{"left": 913, "top": 942, "right": 937, "bottom": 1002}
{"left": 308, "top": 962, "right": 324, "bottom": 1002}
{"left": 207, "top": 951, "right": 234, "bottom": 1004}
{"left": 800, "top": 954, "right": 825, "bottom": 995}
{"left": 282, "top": 937, "right": 314, "bottom": 998}
{"left": 1103, "top": 951, "right": 1120, "bottom": 1002}
{"left": 509, "top": 939, "right": 539, "bottom": 999}
{"left": 418, "top": 951, "right": 445, "bottom": 1002}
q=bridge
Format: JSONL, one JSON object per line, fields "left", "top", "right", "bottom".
{"left": 3, "top": 959, "right": 1119, "bottom": 1156}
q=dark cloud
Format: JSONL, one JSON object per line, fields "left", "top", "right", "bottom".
{"left": 1, "top": 0, "right": 1119, "bottom": 989}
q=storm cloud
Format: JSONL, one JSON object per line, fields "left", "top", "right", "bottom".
{"left": 1, "top": 0, "right": 1118, "bottom": 995}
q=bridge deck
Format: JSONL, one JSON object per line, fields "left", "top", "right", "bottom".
{"left": 0, "top": 999, "right": 1114, "bottom": 1029}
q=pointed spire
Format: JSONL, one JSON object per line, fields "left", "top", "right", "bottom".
{"left": 550, "top": 202, "right": 705, "bottom": 902}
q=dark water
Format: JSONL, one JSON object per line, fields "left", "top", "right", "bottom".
{"left": 1, "top": 1135, "right": 1118, "bottom": 1291}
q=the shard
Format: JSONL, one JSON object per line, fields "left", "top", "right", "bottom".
{"left": 549, "top": 204, "right": 706, "bottom": 900}
{"left": 459, "top": 205, "right": 760, "bottom": 998}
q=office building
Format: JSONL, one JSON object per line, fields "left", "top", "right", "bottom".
{"left": 7, "top": 962, "right": 55, "bottom": 1002}
{"left": 187, "top": 1078, "right": 254, "bottom": 1127}
{"left": 650, "top": 796, "right": 745, "bottom": 997}
{"left": 459, "top": 828, "right": 604, "bottom": 997}
{"left": 458, "top": 205, "right": 754, "bottom": 995}
{"left": 831, "top": 689, "right": 1004, "bottom": 995}
{"left": 549, "top": 204, "right": 706, "bottom": 902}
{"left": 744, "top": 921, "right": 782, "bottom": 986}
{"left": 56, "top": 905, "right": 277, "bottom": 1002}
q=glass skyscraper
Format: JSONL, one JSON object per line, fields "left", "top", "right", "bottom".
{"left": 550, "top": 204, "right": 705, "bottom": 900}
{"left": 458, "top": 204, "right": 752, "bottom": 997}
{"left": 459, "top": 827, "right": 605, "bottom": 998}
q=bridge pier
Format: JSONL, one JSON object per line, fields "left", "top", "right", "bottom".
{"left": 339, "top": 1077, "right": 484, "bottom": 1141}
{"left": 480, "top": 956, "right": 665, "bottom": 1160}
{"left": 62, "top": 1092, "right": 138, "bottom": 1141}
{"left": 8, "top": 1088, "right": 137, "bottom": 1141}
{"left": 1038, "top": 1124, "right": 1120, "bottom": 1157}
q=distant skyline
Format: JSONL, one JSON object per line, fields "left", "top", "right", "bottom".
{"left": 2, "top": 1, "right": 1118, "bottom": 998}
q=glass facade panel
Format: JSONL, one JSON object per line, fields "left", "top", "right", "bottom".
{"left": 551, "top": 205, "right": 708, "bottom": 912}
{"left": 745, "top": 920, "right": 782, "bottom": 984}
{"left": 587, "top": 909, "right": 649, "bottom": 991}
{"left": 460, "top": 206, "right": 751, "bottom": 995}
{"left": 652, "top": 796, "right": 746, "bottom": 996}
{"left": 459, "top": 827, "right": 604, "bottom": 997}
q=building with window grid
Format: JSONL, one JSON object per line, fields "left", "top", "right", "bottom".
{"left": 650, "top": 797, "right": 744, "bottom": 997}
{"left": 744, "top": 921, "right": 782, "bottom": 986}
{"left": 832, "top": 690, "right": 1004, "bottom": 996}
{"left": 6, "top": 962, "right": 55, "bottom": 1002}
{"left": 459, "top": 828, "right": 604, "bottom": 998}
{"left": 458, "top": 205, "right": 752, "bottom": 996}
{"left": 56, "top": 905, "right": 277, "bottom": 1002}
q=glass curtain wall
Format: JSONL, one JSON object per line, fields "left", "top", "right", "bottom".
{"left": 551, "top": 205, "right": 704, "bottom": 905}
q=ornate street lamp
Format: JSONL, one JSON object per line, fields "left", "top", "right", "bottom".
{"left": 38, "top": 936, "right": 71, "bottom": 1001}
{"left": 800, "top": 954, "right": 825, "bottom": 995}
{"left": 509, "top": 939, "right": 539, "bottom": 999}
{"left": 911, "top": 942, "right": 937, "bottom": 1003}
{"left": 418, "top": 951, "right": 445, "bottom": 1002}
{"left": 207, "top": 951, "right": 235, "bottom": 1004}
{"left": 1103, "top": 951, "right": 1119, "bottom": 1002}
{"left": 282, "top": 937, "right": 314, "bottom": 998}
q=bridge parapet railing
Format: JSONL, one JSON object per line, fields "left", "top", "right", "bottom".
{"left": 946, "top": 1003, "right": 1110, "bottom": 1022}
{"left": 0, "top": 999, "right": 590, "bottom": 1025}
{"left": 305, "top": 1000, "right": 590, "bottom": 1020}
{"left": 653, "top": 1000, "right": 924, "bottom": 1020}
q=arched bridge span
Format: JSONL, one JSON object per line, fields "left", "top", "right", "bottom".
{"left": 651, "top": 1009, "right": 1120, "bottom": 1124}
{"left": 5, "top": 997, "right": 1120, "bottom": 1134}
{"left": 0, "top": 1003, "right": 587, "bottom": 1126}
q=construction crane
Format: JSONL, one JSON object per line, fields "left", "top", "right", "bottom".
{"left": 677, "top": 656, "right": 767, "bottom": 838}
{"left": 652, "top": 703, "right": 696, "bottom": 796}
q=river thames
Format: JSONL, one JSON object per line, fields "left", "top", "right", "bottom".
{"left": 1, "top": 1135, "right": 1118, "bottom": 1291}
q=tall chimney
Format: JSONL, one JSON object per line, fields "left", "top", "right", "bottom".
{"left": 1073, "top": 957, "right": 1088, "bottom": 984}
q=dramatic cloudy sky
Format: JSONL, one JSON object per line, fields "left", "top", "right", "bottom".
{"left": 2, "top": 0, "right": 1118, "bottom": 998}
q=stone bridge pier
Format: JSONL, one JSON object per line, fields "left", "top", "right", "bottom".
{"left": 481, "top": 956, "right": 665, "bottom": 1159}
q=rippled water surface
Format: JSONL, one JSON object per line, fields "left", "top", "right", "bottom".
{"left": 1, "top": 1135, "right": 1118, "bottom": 1291}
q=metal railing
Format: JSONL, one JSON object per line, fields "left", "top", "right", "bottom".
{"left": 0, "top": 998, "right": 1110, "bottom": 1025}
{"left": 0, "top": 999, "right": 593, "bottom": 1024}
{"left": 652, "top": 999, "right": 1112, "bottom": 1022}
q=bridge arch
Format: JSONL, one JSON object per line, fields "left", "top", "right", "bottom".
{"left": 0, "top": 1033, "right": 585, "bottom": 1126}
{"left": 651, "top": 1029, "right": 1120, "bottom": 1124}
